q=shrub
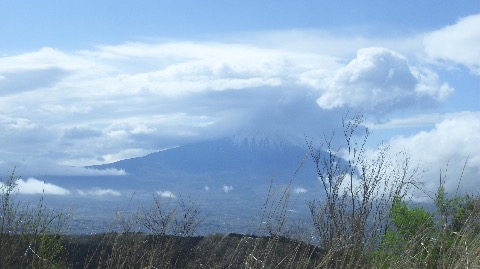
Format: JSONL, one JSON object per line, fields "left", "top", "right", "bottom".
{"left": 140, "top": 194, "right": 205, "bottom": 237}
{"left": 372, "top": 177, "right": 480, "bottom": 268}
{"left": 373, "top": 196, "right": 435, "bottom": 268}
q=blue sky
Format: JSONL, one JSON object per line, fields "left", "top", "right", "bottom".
{"left": 1, "top": 1, "right": 478, "bottom": 51}
{"left": 0, "top": 1, "right": 479, "bottom": 197}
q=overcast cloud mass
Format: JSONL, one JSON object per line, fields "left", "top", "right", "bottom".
{"left": 0, "top": 3, "right": 479, "bottom": 197}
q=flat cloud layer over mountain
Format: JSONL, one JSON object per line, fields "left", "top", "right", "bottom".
{"left": 0, "top": 12, "right": 479, "bottom": 196}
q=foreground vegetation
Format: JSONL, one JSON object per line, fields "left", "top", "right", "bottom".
{"left": 1, "top": 115, "right": 479, "bottom": 268}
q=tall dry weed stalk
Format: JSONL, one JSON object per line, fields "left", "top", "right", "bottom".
{"left": 307, "top": 114, "right": 420, "bottom": 266}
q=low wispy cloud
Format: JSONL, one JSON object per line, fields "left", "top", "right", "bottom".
{"left": 294, "top": 187, "right": 307, "bottom": 194}
{"left": 156, "top": 190, "right": 176, "bottom": 198}
{"left": 223, "top": 185, "right": 234, "bottom": 193}
{"left": 0, "top": 159, "right": 127, "bottom": 177}
{"left": 77, "top": 188, "right": 121, "bottom": 197}
{"left": 15, "top": 177, "right": 70, "bottom": 195}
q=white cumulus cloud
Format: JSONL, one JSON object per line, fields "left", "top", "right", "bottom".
{"left": 424, "top": 13, "right": 480, "bottom": 75}
{"left": 387, "top": 112, "right": 480, "bottom": 196}
{"left": 315, "top": 47, "right": 453, "bottom": 113}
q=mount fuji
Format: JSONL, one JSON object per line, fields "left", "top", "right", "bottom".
{"left": 39, "top": 137, "right": 325, "bottom": 234}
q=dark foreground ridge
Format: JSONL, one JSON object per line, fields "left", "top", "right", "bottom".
{"left": 9, "top": 233, "right": 324, "bottom": 268}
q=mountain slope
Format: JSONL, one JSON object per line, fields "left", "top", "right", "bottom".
{"left": 94, "top": 137, "right": 316, "bottom": 182}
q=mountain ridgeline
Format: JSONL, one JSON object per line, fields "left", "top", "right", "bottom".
{"left": 91, "top": 137, "right": 319, "bottom": 187}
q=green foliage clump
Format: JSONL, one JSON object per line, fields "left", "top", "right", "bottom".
{"left": 372, "top": 182, "right": 480, "bottom": 269}
{"left": 435, "top": 183, "right": 479, "bottom": 233}
{"left": 373, "top": 196, "right": 435, "bottom": 268}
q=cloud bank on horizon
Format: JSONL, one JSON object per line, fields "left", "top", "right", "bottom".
{"left": 0, "top": 11, "right": 479, "bottom": 195}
